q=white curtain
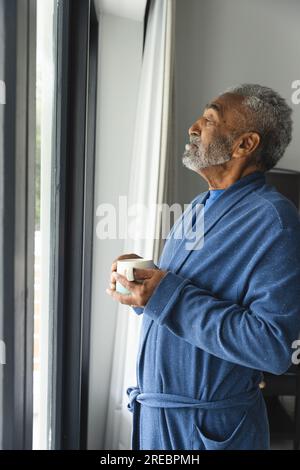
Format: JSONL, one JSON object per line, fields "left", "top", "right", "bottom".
{"left": 104, "top": 0, "right": 176, "bottom": 450}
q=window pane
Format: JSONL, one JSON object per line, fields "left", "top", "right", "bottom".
{"left": 0, "top": 0, "right": 4, "bottom": 450}
{"left": 33, "top": 0, "right": 56, "bottom": 450}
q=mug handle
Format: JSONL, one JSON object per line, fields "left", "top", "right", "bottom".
{"left": 126, "top": 266, "right": 135, "bottom": 282}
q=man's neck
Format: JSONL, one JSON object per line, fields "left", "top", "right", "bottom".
{"left": 198, "top": 163, "right": 262, "bottom": 190}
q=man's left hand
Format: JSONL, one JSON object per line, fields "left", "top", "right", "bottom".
{"left": 106, "top": 268, "right": 167, "bottom": 307}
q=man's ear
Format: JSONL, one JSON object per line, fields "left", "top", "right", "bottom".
{"left": 232, "top": 132, "right": 260, "bottom": 159}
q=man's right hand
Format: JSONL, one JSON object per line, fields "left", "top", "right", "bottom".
{"left": 109, "top": 254, "right": 142, "bottom": 292}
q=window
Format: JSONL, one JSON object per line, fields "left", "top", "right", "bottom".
{"left": 33, "top": 0, "right": 57, "bottom": 450}
{"left": 33, "top": 0, "right": 98, "bottom": 450}
{"left": 0, "top": 0, "right": 97, "bottom": 450}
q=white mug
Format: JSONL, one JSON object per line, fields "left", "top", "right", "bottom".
{"left": 116, "top": 258, "right": 155, "bottom": 295}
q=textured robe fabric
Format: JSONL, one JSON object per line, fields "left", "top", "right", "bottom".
{"left": 127, "top": 171, "right": 300, "bottom": 450}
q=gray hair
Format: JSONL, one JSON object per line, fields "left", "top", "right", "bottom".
{"left": 225, "top": 84, "right": 293, "bottom": 171}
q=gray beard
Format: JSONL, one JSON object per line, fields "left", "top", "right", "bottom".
{"left": 182, "top": 135, "right": 232, "bottom": 171}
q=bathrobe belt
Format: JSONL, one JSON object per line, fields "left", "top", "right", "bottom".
{"left": 127, "top": 385, "right": 261, "bottom": 450}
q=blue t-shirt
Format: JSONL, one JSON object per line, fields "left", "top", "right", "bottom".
{"left": 192, "top": 189, "right": 225, "bottom": 228}
{"left": 204, "top": 189, "right": 225, "bottom": 211}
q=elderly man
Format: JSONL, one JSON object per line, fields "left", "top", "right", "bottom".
{"left": 106, "top": 84, "right": 300, "bottom": 450}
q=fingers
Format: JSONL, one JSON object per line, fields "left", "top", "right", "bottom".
{"left": 110, "top": 267, "right": 155, "bottom": 287}
{"left": 112, "top": 272, "right": 138, "bottom": 293}
{"left": 132, "top": 268, "right": 156, "bottom": 280}
{"left": 110, "top": 271, "right": 116, "bottom": 285}
{"left": 106, "top": 288, "right": 136, "bottom": 306}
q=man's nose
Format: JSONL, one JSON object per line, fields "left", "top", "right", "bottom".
{"left": 188, "top": 119, "right": 203, "bottom": 137}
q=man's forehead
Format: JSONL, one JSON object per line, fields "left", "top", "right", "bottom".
{"left": 205, "top": 93, "right": 245, "bottom": 114}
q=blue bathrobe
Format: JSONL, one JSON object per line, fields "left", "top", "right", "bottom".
{"left": 127, "top": 171, "right": 300, "bottom": 450}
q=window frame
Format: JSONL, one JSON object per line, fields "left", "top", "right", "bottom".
{"left": 1, "top": 0, "right": 36, "bottom": 450}
{"left": 50, "top": 0, "right": 98, "bottom": 450}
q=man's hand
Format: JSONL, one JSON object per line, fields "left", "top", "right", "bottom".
{"left": 106, "top": 253, "right": 167, "bottom": 307}
{"left": 109, "top": 253, "right": 143, "bottom": 294}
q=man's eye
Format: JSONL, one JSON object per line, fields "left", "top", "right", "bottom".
{"left": 205, "top": 118, "right": 214, "bottom": 125}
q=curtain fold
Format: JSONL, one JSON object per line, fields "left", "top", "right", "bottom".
{"left": 104, "top": 0, "right": 176, "bottom": 450}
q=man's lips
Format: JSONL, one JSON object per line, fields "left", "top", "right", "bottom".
{"left": 185, "top": 143, "right": 198, "bottom": 151}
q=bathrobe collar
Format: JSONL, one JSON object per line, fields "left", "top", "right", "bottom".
{"left": 169, "top": 171, "right": 266, "bottom": 273}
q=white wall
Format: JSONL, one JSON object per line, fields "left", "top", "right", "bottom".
{"left": 174, "top": 0, "right": 300, "bottom": 204}
{"left": 87, "top": 13, "right": 143, "bottom": 449}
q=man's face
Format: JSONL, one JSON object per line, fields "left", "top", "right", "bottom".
{"left": 182, "top": 93, "right": 246, "bottom": 171}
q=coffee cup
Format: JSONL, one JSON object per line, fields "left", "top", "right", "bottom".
{"left": 116, "top": 258, "right": 155, "bottom": 295}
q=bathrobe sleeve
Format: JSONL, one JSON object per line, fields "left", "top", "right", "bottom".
{"left": 141, "top": 225, "right": 300, "bottom": 375}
